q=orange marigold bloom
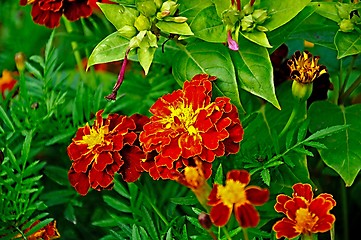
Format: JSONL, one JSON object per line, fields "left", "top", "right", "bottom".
{"left": 24, "top": 220, "right": 60, "bottom": 240}
{"left": 139, "top": 74, "right": 244, "bottom": 182}
{"left": 67, "top": 110, "right": 148, "bottom": 196}
{"left": 0, "top": 70, "right": 17, "bottom": 99}
{"left": 272, "top": 183, "right": 336, "bottom": 239}
{"left": 207, "top": 170, "right": 269, "bottom": 227}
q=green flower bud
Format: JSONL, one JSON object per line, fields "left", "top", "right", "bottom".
{"left": 146, "top": 31, "right": 158, "bottom": 47}
{"left": 243, "top": 3, "right": 254, "bottom": 15}
{"left": 241, "top": 14, "right": 255, "bottom": 32}
{"left": 134, "top": 14, "right": 151, "bottom": 31}
{"left": 15, "top": 52, "right": 26, "bottom": 72}
{"left": 222, "top": 9, "right": 240, "bottom": 26}
{"left": 118, "top": 25, "right": 138, "bottom": 38}
{"left": 252, "top": 9, "right": 268, "bottom": 24}
{"left": 129, "top": 30, "right": 147, "bottom": 49}
{"left": 154, "top": 0, "right": 162, "bottom": 9}
{"left": 163, "top": 16, "right": 188, "bottom": 23}
{"left": 292, "top": 81, "right": 313, "bottom": 102}
{"left": 256, "top": 25, "right": 268, "bottom": 32}
{"left": 336, "top": 3, "right": 350, "bottom": 19}
{"left": 339, "top": 19, "right": 354, "bottom": 32}
{"left": 136, "top": 0, "right": 157, "bottom": 17}
{"left": 160, "top": 0, "right": 179, "bottom": 17}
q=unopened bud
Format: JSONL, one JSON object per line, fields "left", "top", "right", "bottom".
{"left": 336, "top": 3, "right": 350, "bottom": 19}
{"left": 136, "top": 0, "right": 157, "bottom": 17}
{"left": 118, "top": 25, "right": 137, "bottom": 38}
{"left": 256, "top": 25, "right": 268, "bottom": 32}
{"left": 154, "top": 0, "right": 162, "bottom": 9}
{"left": 339, "top": 19, "right": 354, "bottom": 32}
{"left": 129, "top": 31, "right": 147, "bottom": 49}
{"left": 292, "top": 81, "right": 313, "bottom": 102}
{"left": 252, "top": 9, "right": 268, "bottom": 24}
{"left": 241, "top": 14, "right": 254, "bottom": 32}
{"left": 15, "top": 52, "right": 26, "bottom": 72}
{"left": 160, "top": 0, "right": 178, "bottom": 16}
{"left": 198, "top": 212, "right": 212, "bottom": 230}
{"left": 134, "top": 14, "right": 151, "bottom": 31}
{"left": 243, "top": 3, "right": 254, "bottom": 15}
{"left": 163, "top": 16, "right": 188, "bottom": 23}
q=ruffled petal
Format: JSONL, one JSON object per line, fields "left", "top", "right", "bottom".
{"left": 227, "top": 170, "right": 250, "bottom": 185}
{"left": 272, "top": 218, "right": 299, "bottom": 239}
{"left": 209, "top": 203, "right": 232, "bottom": 227}
{"left": 293, "top": 183, "right": 313, "bottom": 202}
{"left": 68, "top": 168, "right": 90, "bottom": 196}
{"left": 118, "top": 145, "right": 145, "bottom": 182}
{"left": 274, "top": 194, "right": 292, "bottom": 214}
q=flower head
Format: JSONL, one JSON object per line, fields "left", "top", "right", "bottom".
{"left": 0, "top": 70, "right": 17, "bottom": 99}
{"left": 139, "top": 74, "right": 243, "bottom": 184}
{"left": 207, "top": 170, "right": 269, "bottom": 227}
{"left": 67, "top": 110, "right": 148, "bottom": 195}
{"left": 288, "top": 51, "right": 327, "bottom": 84}
{"left": 20, "top": 0, "right": 93, "bottom": 28}
{"left": 272, "top": 183, "right": 336, "bottom": 239}
{"left": 24, "top": 220, "right": 60, "bottom": 240}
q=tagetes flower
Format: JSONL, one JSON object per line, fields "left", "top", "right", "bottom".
{"left": 139, "top": 74, "right": 243, "bottom": 182}
{"left": 67, "top": 110, "right": 148, "bottom": 195}
{"left": 288, "top": 51, "right": 327, "bottom": 84}
{"left": 207, "top": 170, "right": 269, "bottom": 227}
{"left": 0, "top": 70, "right": 17, "bottom": 99}
{"left": 20, "top": 0, "right": 92, "bottom": 28}
{"left": 273, "top": 183, "right": 336, "bottom": 239}
{"left": 23, "top": 220, "right": 60, "bottom": 240}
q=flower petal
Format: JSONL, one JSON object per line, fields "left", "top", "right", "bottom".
{"left": 118, "top": 145, "right": 145, "bottom": 182}
{"left": 246, "top": 186, "right": 269, "bottom": 205}
{"left": 68, "top": 168, "right": 90, "bottom": 196}
{"left": 209, "top": 203, "right": 232, "bottom": 227}
{"left": 274, "top": 194, "right": 292, "bottom": 214}
{"left": 93, "top": 152, "right": 113, "bottom": 171}
{"left": 272, "top": 218, "right": 299, "bottom": 239}
{"left": 227, "top": 170, "right": 250, "bottom": 185}
{"left": 72, "top": 153, "right": 95, "bottom": 173}
{"left": 234, "top": 203, "right": 260, "bottom": 228}
{"left": 292, "top": 183, "right": 313, "bottom": 202}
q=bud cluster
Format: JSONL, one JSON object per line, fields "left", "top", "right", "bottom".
{"left": 336, "top": 2, "right": 361, "bottom": 32}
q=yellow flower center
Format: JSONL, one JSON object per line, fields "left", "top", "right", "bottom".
{"left": 217, "top": 179, "right": 247, "bottom": 207}
{"left": 294, "top": 207, "right": 319, "bottom": 234}
{"left": 79, "top": 125, "right": 108, "bottom": 149}
{"left": 163, "top": 104, "right": 199, "bottom": 136}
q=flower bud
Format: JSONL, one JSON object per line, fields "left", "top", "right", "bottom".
{"left": 339, "top": 19, "right": 354, "bottom": 32}
{"left": 256, "top": 25, "right": 268, "bottom": 32}
{"left": 336, "top": 3, "right": 350, "bottom": 19}
{"left": 243, "top": 3, "right": 254, "bottom": 15}
{"left": 15, "top": 52, "right": 26, "bottom": 72}
{"left": 160, "top": 0, "right": 178, "bottom": 17}
{"left": 129, "top": 31, "right": 147, "bottom": 49}
{"left": 241, "top": 15, "right": 254, "bottom": 32}
{"left": 154, "top": 0, "right": 162, "bottom": 9}
{"left": 136, "top": 0, "right": 157, "bottom": 17}
{"left": 118, "top": 25, "right": 137, "bottom": 38}
{"left": 252, "top": 9, "right": 268, "bottom": 24}
{"left": 292, "top": 80, "right": 313, "bottom": 102}
{"left": 163, "top": 16, "right": 188, "bottom": 23}
{"left": 222, "top": 9, "right": 240, "bottom": 26}
{"left": 134, "top": 14, "right": 151, "bottom": 31}
{"left": 198, "top": 212, "right": 212, "bottom": 230}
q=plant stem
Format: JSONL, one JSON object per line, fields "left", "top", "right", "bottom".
{"left": 250, "top": 0, "right": 256, "bottom": 6}
{"left": 340, "top": 72, "right": 361, "bottom": 102}
{"left": 279, "top": 100, "right": 303, "bottom": 139}
{"left": 222, "top": 227, "right": 232, "bottom": 240}
{"left": 15, "top": 225, "right": 26, "bottom": 240}
{"left": 242, "top": 228, "right": 249, "bottom": 240}
{"left": 236, "top": 0, "right": 241, "bottom": 11}
{"left": 63, "top": 18, "right": 87, "bottom": 82}
{"left": 340, "top": 180, "right": 349, "bottom": 240}
{"left": 340, "top": 55, "right": 357, "bottom": 97}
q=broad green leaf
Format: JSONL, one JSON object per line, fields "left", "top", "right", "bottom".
{"left": 88, "top": 32, "right": 130, "bottom": 68}
{"left": 261, "top": 168, "right": 271, "bottom": 186}
{"left": 98, "top": 3, "right": 138, "bottom": 30}
{"left": 155, "top": 22, "right": 194, "bottom": 36}
{"left": 313, "top": 2, "right": 341, "bottom": 23}
{"left": 309, "top": 101, "right": 361, "bottom": 186}
{"left": 335, "top": 31, "right": 361, "bottom": 59}
{"left": 178, "top": 0, "right": 213, "bottom": 22}
{"left": 240, "top": 31, "right": 272, "bottom": 48}
{"left": 211, "top": 0, "right": 230, "bottom": 17}
{"left": 138, "top": 47, "right": 156, "bottom": 75}
{"left": 64, "top": 204, "right": 76, "bottom": 224}
{"left": 230, "top": 36, "right": 280, "bottom": 109}
{"left": 189, "top": 5, "right": 226, "bottom": 43}
{"left": 172, "top": 41, "right": 243, "bottom": 111}
{"left": 260, "top": 0, "right": 311, "bottom": 31}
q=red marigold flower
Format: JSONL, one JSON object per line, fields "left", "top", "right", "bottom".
{"left": 272, "top": 183, "right": 336, "bottom": 239}
{"left": 139, "top": 74, "right": 244, "bottom": 182}
{"left": 0, "top": 70, "right": 17, "bottom": 99}
{"left": 207, "top": 170, "right": 269, "bottom": 227}
{"left": 67, "top": 110, "right": 148, "bottom": 196}
{"left": 24, "top": 220, "right": 60, "bottom": 240}
{"left": 20, "top": 0, "right": 92, "bottom": 28}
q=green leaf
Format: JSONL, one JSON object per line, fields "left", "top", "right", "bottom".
{"left": 0, "top": 106, "right": 15, "bottom": 131}
{"left": 335, "top": 30, "right": 361, "bottom": 59}
{"left": 170, "top": 196, "right": 198, "bottom": 205}
{"left": 260, "top": 0, "right": 311, "bottom": 31}
{"left": 292, "top": 147, "right": 314, "bottom": 157}
{"left": 302, "top": 141, "right": 327, "bottom": 150}
{"left": 211, "top": 0, "right": 229, "bottom": 17}
{"left": 20, "top": 131, "right": 33, "bottom": 165}
{"left": 189, "top": 5, "right": 226, "bottom": 43}
{"left": 64, "top": 204, "right": 76, "bottom": 224}
{"left": 313, "top": 2, "right": 341, "bottom": 23}
{"left": 98, "top": 3, "right": 138, "bottom": 30}
{"left": 297, "top": 119, "right": 310, "bottom": 142}
{"left": 305, "top": 125, "right": 349, "bottom": 142}
{"left": 25, "top": 218, "right": 54, "bottom": 237}
{"left": 172, "top": 41, "right": 243, "bottom": 111}
{"left": 261, "top": 168, "right": 271, "bottom": 186}
{"left": 156, "top": 22, "right": 194, "bottom": 36}
{"left": 214, "top": 163, "right": 223, "bottom": 184}
{"left": 138, "top": 47, "right": 156, "bottom": 75}
{"left": 132, "top": 225, "right": 141, "bottom": 240}
{"left": 309, "top": 101, "right": 361, "bottom": 186}
{"left": 103, "top": 195, "right": 132, "bottom": 213}
{"left": 178, "top": 0, "right": 213, "bottom": 22}
{"left": 88, "top": 32, "right": 130, "bottom": 67}
{"left": 230, "top": 36, "right": 280, "bottom": 109}
{"left": 240, "top": 31, "right": 272, "bottom": 48}
{"left": 141, "top": 206, "right": 158, "bottom": 240}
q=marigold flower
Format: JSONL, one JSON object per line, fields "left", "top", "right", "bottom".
{"left": 0, "top": 70, "right": 17, "bottom": 99}
{"left": 67, "top": 110, "right": 148, "bottom": 195}
{"left": 139, "top": 74, "right": 244, "bottom": 183}
{"left": 207, "top": 170, "right": 269, "bottom": 227}
{"left": 20, "top": 0, "right": 93, "bottom": 28}
{"left": 24, "top": 220, "right": 60, "bottom": 240}
{"left": 272, "top": 183, "right": 336, "bottom": 239}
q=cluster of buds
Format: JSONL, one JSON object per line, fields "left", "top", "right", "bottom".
{"left": 336, "top": 2, "right": 361, "bottom": 32}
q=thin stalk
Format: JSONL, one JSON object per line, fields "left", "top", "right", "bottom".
{"left": 63, "top": 18, "right": 87, "bottom": 82}
{"left": 340, "top": 55, "right": 357, "bottom": 96}
{"left": 242, "top": 228, "right": 249, "bottom": 240}
{"left": 340, "top": 180, "right": 349, "bottom": 240}
{"left": 340, "top": 72, "right": 361, "bottom": 102}
{"left": 301, "top": 233, "right": 314, "bottom": 240}
{"left": 236, "top": 0, "right": 241, "bottom": 11}
{"left": 250, "top": 0, "right": 256, "bottom": 6}
{"left": 279, "top": 100, "right": 302, "bottom": 139}
{"left": 222, "top": 227, "right": 232, "bottom": 240}
{"left": 15, "top": 226, "right": 26, "bottom": 240}
{"left": 18, "top": 65, "right": 29, "bottom": 105}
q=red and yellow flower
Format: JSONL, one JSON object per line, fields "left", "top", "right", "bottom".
{"left": 20, "top": 0, "right": 93, "bottom": 28}
{"left": 139, "top": 74, "right": 244, "bottom": 184}
{"left": 272, "top": 183, "right": 336, "bottom": 239}
{"left": 207, "top": 170, "right": 269, "bottom": 227}
{"left": 22, "top": 220, "right": 60, "bottom": 240}
{"left": 67, "top": 110, "right": 148, "bottom": 196}
{"left": 0, "top": 70, "right": 17, "bottom": 99}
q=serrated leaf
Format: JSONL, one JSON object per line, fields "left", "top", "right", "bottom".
{"left": 88, "top": 32, "right": 130, "bottom": 68}
{"left": 297, "top": 119, "right": 310, "bottom": 142}
{"left": 170, "top": 196, "right": 198, "bottom": 205}
{"left": 285, "top": 128, "right": 295, "bottom": 149}
{"left": 20, "top": 131, "right": 33, "bottom": 165}
{"left": 132, "top": 225, "right": 141, "bottom": 240}
{"left": 141, "top": 206, "right": 158, "bottom": 240}
{"left": 240, "top": 31, "right": 272, "bottom": 48}
{"left": 24, "top": 218, "right": 54, "bottom": 237}
{"left": 230, "top": 36, "right": 280, "bottom": 109}
{"left": 0, "top": 106, "right": 15, "bottom": 131}
{"left": 283, "top": 154, "right": 295, "bottom": 168}
{"left": 45, "top": 129, "right": 75, "bottom": 146}
{"left": 114, "top": 179, "right": 130, "bottom": 199}
{"left": 309, "top": 101, "right": 361, "bottom": 186}
{"left": 292, "top": 147, "right": 314, "bottom": 157}
{"left": 138, "top": 47, "right": 156, "bottom": 75}
{"left": 335, "top": 30, "right": 361, "bottom": 59}
{"left": 172, "top": 41, "right": 243, "bottom": 111}
{"left": 156, "top": 22, "right": 194, "bottom": 36}
{"left": 189, "top": 5, "right": 226, "bottom": 43}
{"left": 44, "top": 165, "right": 69, "bottom": 186}
{"left": 214, "top": 164, "right": 223, "bottom": 184}
{"left": 186, "top": 216, "right": 203, "bottom": 230}
{"left": 261, "top": 168, "right": 271, "bottom": 186}
{"left": 103, "top": 195, "right": 132, "bottom": 213}
{"left": 98, "top": 3, "right": 138, "bottom": 30}
{"left": 302, "top": 141, "right": 327, "bottom": 150}
{"left": 260, "top": 0, "right": 311, "bottom": 31}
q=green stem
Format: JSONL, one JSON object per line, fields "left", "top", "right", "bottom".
{"left": 301, "top": 233, "right": 314, "bottom": 240}
{"left": 341, "top": 180, "right": 349, "bottom": 240}
{"left": 18, "top": 66, "right": 29, "bottom": 105}
{"left": 340, "top": 72, "right": 361, "bottom": 102}
{"left": 279, "top": 100, "right": 302, "bottom": 139}
{"left": 63, "top": 18, "right": 87, "bottom": 81}
{"left": 340, "top": 55, "right": 357, "bottom": 97}
{"left": 242, "top": 228, "right": 249, "bottom": 240}
{"left": 15, "top": 225, "right": 26, "bottom": 240}
{"left": 222, "top": 227, "right": 232, "bottom": 240}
